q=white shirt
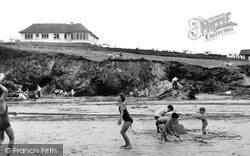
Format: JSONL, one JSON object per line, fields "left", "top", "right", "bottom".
{"left": 37, "top": 86, "right": 42, "bottom": 92}
{"left": 155, "top": 108, "right": 168, "bottom": 117}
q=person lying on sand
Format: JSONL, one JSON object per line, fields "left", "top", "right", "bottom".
{"left": 157, "top": 113, "right": 180, "bottom": 143}
{"left": 196, "top": 107, "right": 208, "bottom": 135}
{"left": 154, "top": 105, "right": 174, "bottom": 133}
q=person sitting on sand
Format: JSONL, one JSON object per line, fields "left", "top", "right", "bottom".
{"left": 0, "top": 73, "right": 15, "bottom": 155}
{"left": 154, "top": 105, "right": 174, "bottom": 133}
{"left": 117, "top": 93, "right": 133, "bottom": 149}
{"left": 157, "top": 112, "right": 180, "bottom": 143}
{"left": 196, "top": 107, "right": 208, "bottom": 135}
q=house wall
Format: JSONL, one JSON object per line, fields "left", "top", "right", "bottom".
{"left": 20, "top": 33, "right": 98, "bottom": 44}
{"left": 227, "top": 53, "right": 239, "bottom": 59}
{"left": 239, "top": 55, "right": 250, "bottom": 60}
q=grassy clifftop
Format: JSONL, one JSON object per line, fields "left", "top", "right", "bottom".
{"left": 1, "top": 42, "right": 249, "bottom": 68}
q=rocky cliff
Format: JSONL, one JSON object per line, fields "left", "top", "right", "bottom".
{"left": 0, "top": 46, "right": 249, "bottom": 97}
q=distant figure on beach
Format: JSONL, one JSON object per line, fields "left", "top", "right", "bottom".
{"left": 70, "top": 89, "right": 75, "bottom": 96}
{"left": 117, "top": 93, "right": 133, "bottom": 149}
{"left": 157, "top": 112, "right": 180, "bottom": 143}
{"left": 0, "top": 73, "right": 15, "bottom": 155}
{"left": 62, "top": 91, "right": 67, "bottom": 97}
{"left": 196, "top": 107, "right": 208, "bottom": 135}
{"left": 154, "top": 105, "right": 174, "bottom": 133}
{"left": 16, "top": 85, "right": 27, "bottom": 101}
{"left": 187, "top": 84, "right": 198, "bottom": 100}
{"left": 172, "top": 77, "right": 179, "bottom": 90}
{"left": 108, "top": 52, "right": 114, "bottom": 59}
{"left": 36, "top": 84, "right": 42, "bottom": 98}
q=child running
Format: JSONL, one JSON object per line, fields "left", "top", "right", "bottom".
{"left": 196, "top": 107, "right": 208, "bottom": 135}
{"left": 157, "top": 112, "right": 180, "bottom": 143}
{"left": 154, "top": 105, "right": 174, "bottom": 133}
{"left": 0, "top": 73, "right": 15, "bottom": 156}
{"left": 117, "top": 93, "right": 133, "bottom": 149}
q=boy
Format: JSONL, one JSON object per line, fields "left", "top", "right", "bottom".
{"left": 196, "top": 107, "right": 208, "bottom": 135}
{"left": 154, "top": 105, "right": 174, "bottom": 133}
{"left": 157, "top": 112, "right": 180, "bottom": 143}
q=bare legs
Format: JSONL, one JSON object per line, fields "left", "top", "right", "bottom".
{"left": 120, "top": 121, "right": 132, "bottom": 149}
{"left": 202, "top": 124, "right": 207, "bottom": 135}
{"left": 0, "top": 130, "right": 4, "bottom": 145}
{"left": 158, "top": 124, "right": 170, "bottom": 143}
{"left": 0, "top": 127, "right": 15, "bottom": 156}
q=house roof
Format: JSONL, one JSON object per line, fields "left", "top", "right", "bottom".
{"left": 239, "top": 49, "right": 250, "bottom": 55}
{"left": 19, "top": 23, "right": 99, "bottom": 39}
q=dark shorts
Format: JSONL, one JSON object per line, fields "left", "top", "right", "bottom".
{"left": 0, "top": 106, "right": 11, "bottom": 131}
{"left": 124, "top": 118, "right": 133, "bottom": 123}
{"left": 155, "top": 116, "right": 160, "bottom": 120}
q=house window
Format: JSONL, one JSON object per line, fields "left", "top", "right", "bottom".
{"left": 36, "top": 34, "right": 39, "bottom": 37}
{"left": 42, "top": 34, "right": 49, "bottom": 39}
{"left": 82, "top": 33, "right": 85, "bottom": 40}
{"left": 64, "top": 34, "right": 67, "bottom": 39}
{"left": 25, "top": 34, "right": 33, "bottom": 39}
{"left": 85, "top": 33, "right": 89, "bottom": 40}
{"left": 54, "top": 34, "right": 59, "bottom": 39}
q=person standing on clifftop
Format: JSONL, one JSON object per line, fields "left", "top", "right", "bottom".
{"left": 0, "top": 73, "right": 15, "bottom": 156}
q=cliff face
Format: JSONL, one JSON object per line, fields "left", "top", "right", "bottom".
{"left": 0, "top": 46, "right": 249, "bottom": 97}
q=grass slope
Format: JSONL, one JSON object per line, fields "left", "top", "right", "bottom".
{"left": 1, "top": 42, "right": 249, "bottom": 68}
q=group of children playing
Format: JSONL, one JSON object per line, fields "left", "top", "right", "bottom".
{"left": 117, "top": 92, "right": 208, "bottom": 149}
{"left": 154, "top": 105, "right": 208, "bottom": 143}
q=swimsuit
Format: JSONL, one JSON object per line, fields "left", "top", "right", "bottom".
{"left": 119, "top": 104, "right": 133, "bottom": 123}
{"left": 0, "top": 105, "right": 11, "bottom": 131}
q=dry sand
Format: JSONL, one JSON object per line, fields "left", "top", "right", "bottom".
{"left": 1, "top": 94, "right": 250, "bottom": 156}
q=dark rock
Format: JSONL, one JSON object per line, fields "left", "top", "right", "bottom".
{"left": 0, "top": 46, "right": 249, "bottom": 97}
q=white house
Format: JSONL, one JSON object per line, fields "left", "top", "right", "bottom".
{"left": 227, "top": 53, "right": 239, "bottom": 59}
{"left": 239, "top": 49, "right": 250, "bottom": 60}
{"left": 19, "top": 23, "right": 99, "bottom": 45}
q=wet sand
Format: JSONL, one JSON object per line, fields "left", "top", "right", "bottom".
{"left": 2, "top": 94, "right": 250, "bottom": 156}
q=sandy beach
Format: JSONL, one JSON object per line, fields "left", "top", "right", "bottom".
{"left": 1, "top": 94, "right": 250, "bottom": 156}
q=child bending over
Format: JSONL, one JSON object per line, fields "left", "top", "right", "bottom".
{"left": 154, "top": 105, "right": 174, "bottom": 133}
{"left": 157, "top": 112, "right": 180, "bottom": 143}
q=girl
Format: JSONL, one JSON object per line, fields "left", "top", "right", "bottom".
{"left": 117, "top": 93, "right": 133, "bottom": 149}
{"left": 0, "top": 73, "right": 15, "bottom": 156}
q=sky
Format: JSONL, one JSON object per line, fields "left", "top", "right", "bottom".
{"left": 0, "top": 0, "right": 249, "bottom": 55}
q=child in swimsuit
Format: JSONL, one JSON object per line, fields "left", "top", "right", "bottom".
{"left": 117, "top": 93, "right": 133, "bottom": 149}
{"left": 196, "top": 107, "right": 208, "bottom": 135}
{"left": 0, "top": 73, "right": 15, "bottom": 156}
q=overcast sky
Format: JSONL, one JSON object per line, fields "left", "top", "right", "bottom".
{"left": 0, "top": 0, "right": 249, "bottom": 55}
